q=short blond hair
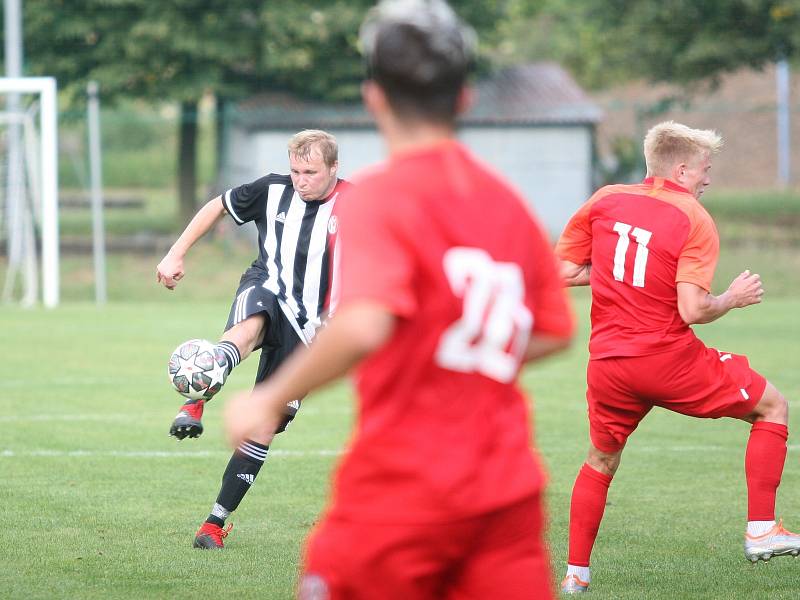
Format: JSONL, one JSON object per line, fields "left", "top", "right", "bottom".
{"left": 288, "top": 129, "right": 338, "bottom": 168}
{"left": 643, "top": 121, "right": 722, "bottom": 177}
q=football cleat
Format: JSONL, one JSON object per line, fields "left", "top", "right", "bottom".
{"left": 745, "top": 519, "right": 800, "bottom": 562}
{"left": 169, "top": 399, "right": 205, "bottom": 440}
{"left": 560, "top": 574, "right": 589, "bottom": 594}
{"left": 193, "top": 522, "right": 233, "bottom": 549}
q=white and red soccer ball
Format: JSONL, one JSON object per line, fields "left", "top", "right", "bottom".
{"left": 168, "top": 339, "right": 227, "bottom": 400}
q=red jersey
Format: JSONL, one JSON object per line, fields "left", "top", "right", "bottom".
{"left": 331, "top": 140, "right": 573, "bottom": 524}
{"left": 556, "top": 177, "right": 719, "bottom": 359}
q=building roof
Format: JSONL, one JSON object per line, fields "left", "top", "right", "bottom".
{"left": 233, "top": 62, "right": 602, "bottom": 129}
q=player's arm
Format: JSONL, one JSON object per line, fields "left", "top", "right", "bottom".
{"left": 560, "top": 260, "right": 591, "bottom": 287}
{"left": 156, "top": 196, "right": 227, "bottom": 290}
{"left": 224, "top": 300, "right": 394, "bottom": 447}
{"left": 676, "top": 270, "right": 763, "bottom": 325}
{"left": 524, "top": 332, "right": 572, "bottom": 361}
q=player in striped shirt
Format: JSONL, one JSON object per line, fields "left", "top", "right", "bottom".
{"left": 156, "top": 129, "right": 350, "bottom": 549}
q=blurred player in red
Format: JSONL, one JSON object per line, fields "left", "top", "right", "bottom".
{"left": 224, "top": 0, "right": 574, "bottom": 597}
{"left": 556, "top": 121, "right": 799, "bottom": 594}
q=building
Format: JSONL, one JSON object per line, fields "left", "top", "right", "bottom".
{"left": 223, "top": 62, "right": 602, "bottom": 234}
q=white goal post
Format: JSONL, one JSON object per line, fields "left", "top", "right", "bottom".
{"left": 0, "top": 76, "right": 59, "bottom": 307}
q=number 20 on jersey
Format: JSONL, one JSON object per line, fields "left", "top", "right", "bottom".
{"left": 435, "top": 247, "right": 532, "bottom": 383}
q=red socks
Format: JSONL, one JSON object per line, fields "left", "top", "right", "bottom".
{"left": 565, "top": 421, "right": 788, "bottom": 566}
{"left": 568, "top": 463, "right": 613, "bottom": 567}
{"left": 745, "top": 421, "right": 788, "bottom": 521}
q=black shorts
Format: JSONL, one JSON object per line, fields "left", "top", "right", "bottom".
{"left": 224, "top": 266, "right": 305, "bottom": 432}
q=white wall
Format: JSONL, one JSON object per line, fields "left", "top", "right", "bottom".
{"left": 226, "top": 125, "right": 593, "bottom": 235}
{"left": 460, "top": 126, "right": 593, "bottom": 234}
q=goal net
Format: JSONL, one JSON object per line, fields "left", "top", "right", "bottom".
{"left": 0, "top": 77, "right": 59, "bottom": 307}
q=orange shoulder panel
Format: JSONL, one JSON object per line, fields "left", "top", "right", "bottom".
{"left": 650, "top": 187, "right": 720, "bottom": 292}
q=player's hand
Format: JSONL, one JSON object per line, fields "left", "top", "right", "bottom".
{"left": 726, "top": 270, "right": 764, "bottom": 308}
{"left": 156, "top": 251, "right": 185, "bottom": 290}
{"left": 224, "top": 389, "right": 279, "bottom": 448}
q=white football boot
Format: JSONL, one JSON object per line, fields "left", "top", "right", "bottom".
{"left": 744, "top": 519, "right": 800, "bottom": 562}
{"left": 560, "top": 574, "right": 589, "bottom": 594}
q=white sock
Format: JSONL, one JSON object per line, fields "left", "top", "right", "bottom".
{"left": 747, "top": 520, "right": 776, "bottom": 537}
{"left": 566, "top": 564, "right": 591, "bottom": 583}
{"left": 211, "top": 502, "right": 231, "bottom": 521}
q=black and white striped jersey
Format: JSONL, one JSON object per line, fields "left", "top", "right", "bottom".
{"left": 222, "top": 174, "right": 348, "bottom": 343}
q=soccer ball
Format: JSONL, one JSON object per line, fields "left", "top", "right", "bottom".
{"left": 168, "top": 339, "right": 228, "bottom": 400}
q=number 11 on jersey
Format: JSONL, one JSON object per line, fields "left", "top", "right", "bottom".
{"left": 612, "top": 221, "right": 653, "bottom": 288}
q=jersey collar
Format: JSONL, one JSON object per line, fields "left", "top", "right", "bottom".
{"left": 643, "top": 176, "right": 690, "bottom": 194}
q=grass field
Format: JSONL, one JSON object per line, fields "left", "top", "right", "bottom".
{"left": 2, "top": 290, "right": 799, "bottom": 599}
{"left": 2, "top": 191, "right": 800, "bottom": 598}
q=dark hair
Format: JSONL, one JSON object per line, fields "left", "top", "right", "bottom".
{"left": 360, "top": 0, "right": 476, "bottom": 124}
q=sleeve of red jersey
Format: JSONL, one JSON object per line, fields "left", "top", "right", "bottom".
{"left": 336, "top": 186, "right": 417, "bottom": 318}
{"left": 528, "top": 220, "right": 575, "bottom": 338}
{"left": 554, "top": 193, "right": 596, "bottom": 264}
{"left": 675, "top": 208, "right": 719, "bottom": 292}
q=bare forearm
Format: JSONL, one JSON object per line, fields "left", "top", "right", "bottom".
{"left": 677, "top": 273, "right": 763, "bottom": 325}
{"left": 170, "top": 197, "right": 226, "bottom": 256}
{"left": 524, "top": 333, "right": 572, "bottom": 362}
{"left": 262, "top": 318, "right": 370, "bottom": 408}
{"left": 243, "top": 304, "right": 394, "bottom": 436}
{"left": 560, "top": 261, "right": 591, "bottom": 287}
{"left": 681, "top": 290, "right": 736, "bottom": 324}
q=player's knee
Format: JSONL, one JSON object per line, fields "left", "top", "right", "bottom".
{"left": 586, "top": 446, "right": 621, "bottom": 476}
{"left": 753, "top": 382, "right": 788, "bottom": 425}
{"left": 224, "top": 315, "right": 266, "bottom": 359}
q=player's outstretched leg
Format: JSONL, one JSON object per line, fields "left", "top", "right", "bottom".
{"left": 192, "top": 408, "right": 297, "bottom": 549}
{"left": 169, "top": 340, "right": 241, "bottom": 440}
{"left": 193, "top": 438, "right": 270, "bottom": 549}
{"left": 562, "top": 457, "right": 616, "bottom": 594}
{"left": 743, "top": 421, "right": 800, "bottom": 561}
{"left": 742, "top": 385, "right": 798, "bottom": 562}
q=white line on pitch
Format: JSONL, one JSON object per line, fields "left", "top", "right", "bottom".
{"left": 545, "top": 444, "right": 800, "bottom": 453}
{"left": 0, "top": 414, "right": 133, "bottom": 422}
{"left": 0, "top": 449, "right": 344, "bottom": 458}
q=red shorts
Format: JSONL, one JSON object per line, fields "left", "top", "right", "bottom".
{"left": 587, "top": 338, "right": 766, "bottom": 453}
{"left": 298, "top": 494, "right": 553, "bottom": 600}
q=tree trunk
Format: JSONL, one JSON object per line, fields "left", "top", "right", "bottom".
{"left": 178, "top": 100, "right": 198, "bottom": 225}
{"left": 214, "top": 95, "right": 227, "bottom": 193}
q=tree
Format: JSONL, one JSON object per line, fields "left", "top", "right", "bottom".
{"left": 22, "top": 0, "right": 269, "bottom": 222}
{"left": 19, "top": 1, "right": 507, "bottom": 223}
{"left": 500, "top": 0, "right": 800, "bottom": 89}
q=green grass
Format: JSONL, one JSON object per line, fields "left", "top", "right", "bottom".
{"left": 2, "top": 292, "right": 800, "bottom": 599}
{"left": 2, "top": 191, "right": 800, "bottom": 597}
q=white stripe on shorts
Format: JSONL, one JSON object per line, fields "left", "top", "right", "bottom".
{"left": 235, "top": 285, "right": 255, "bottom": 325}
